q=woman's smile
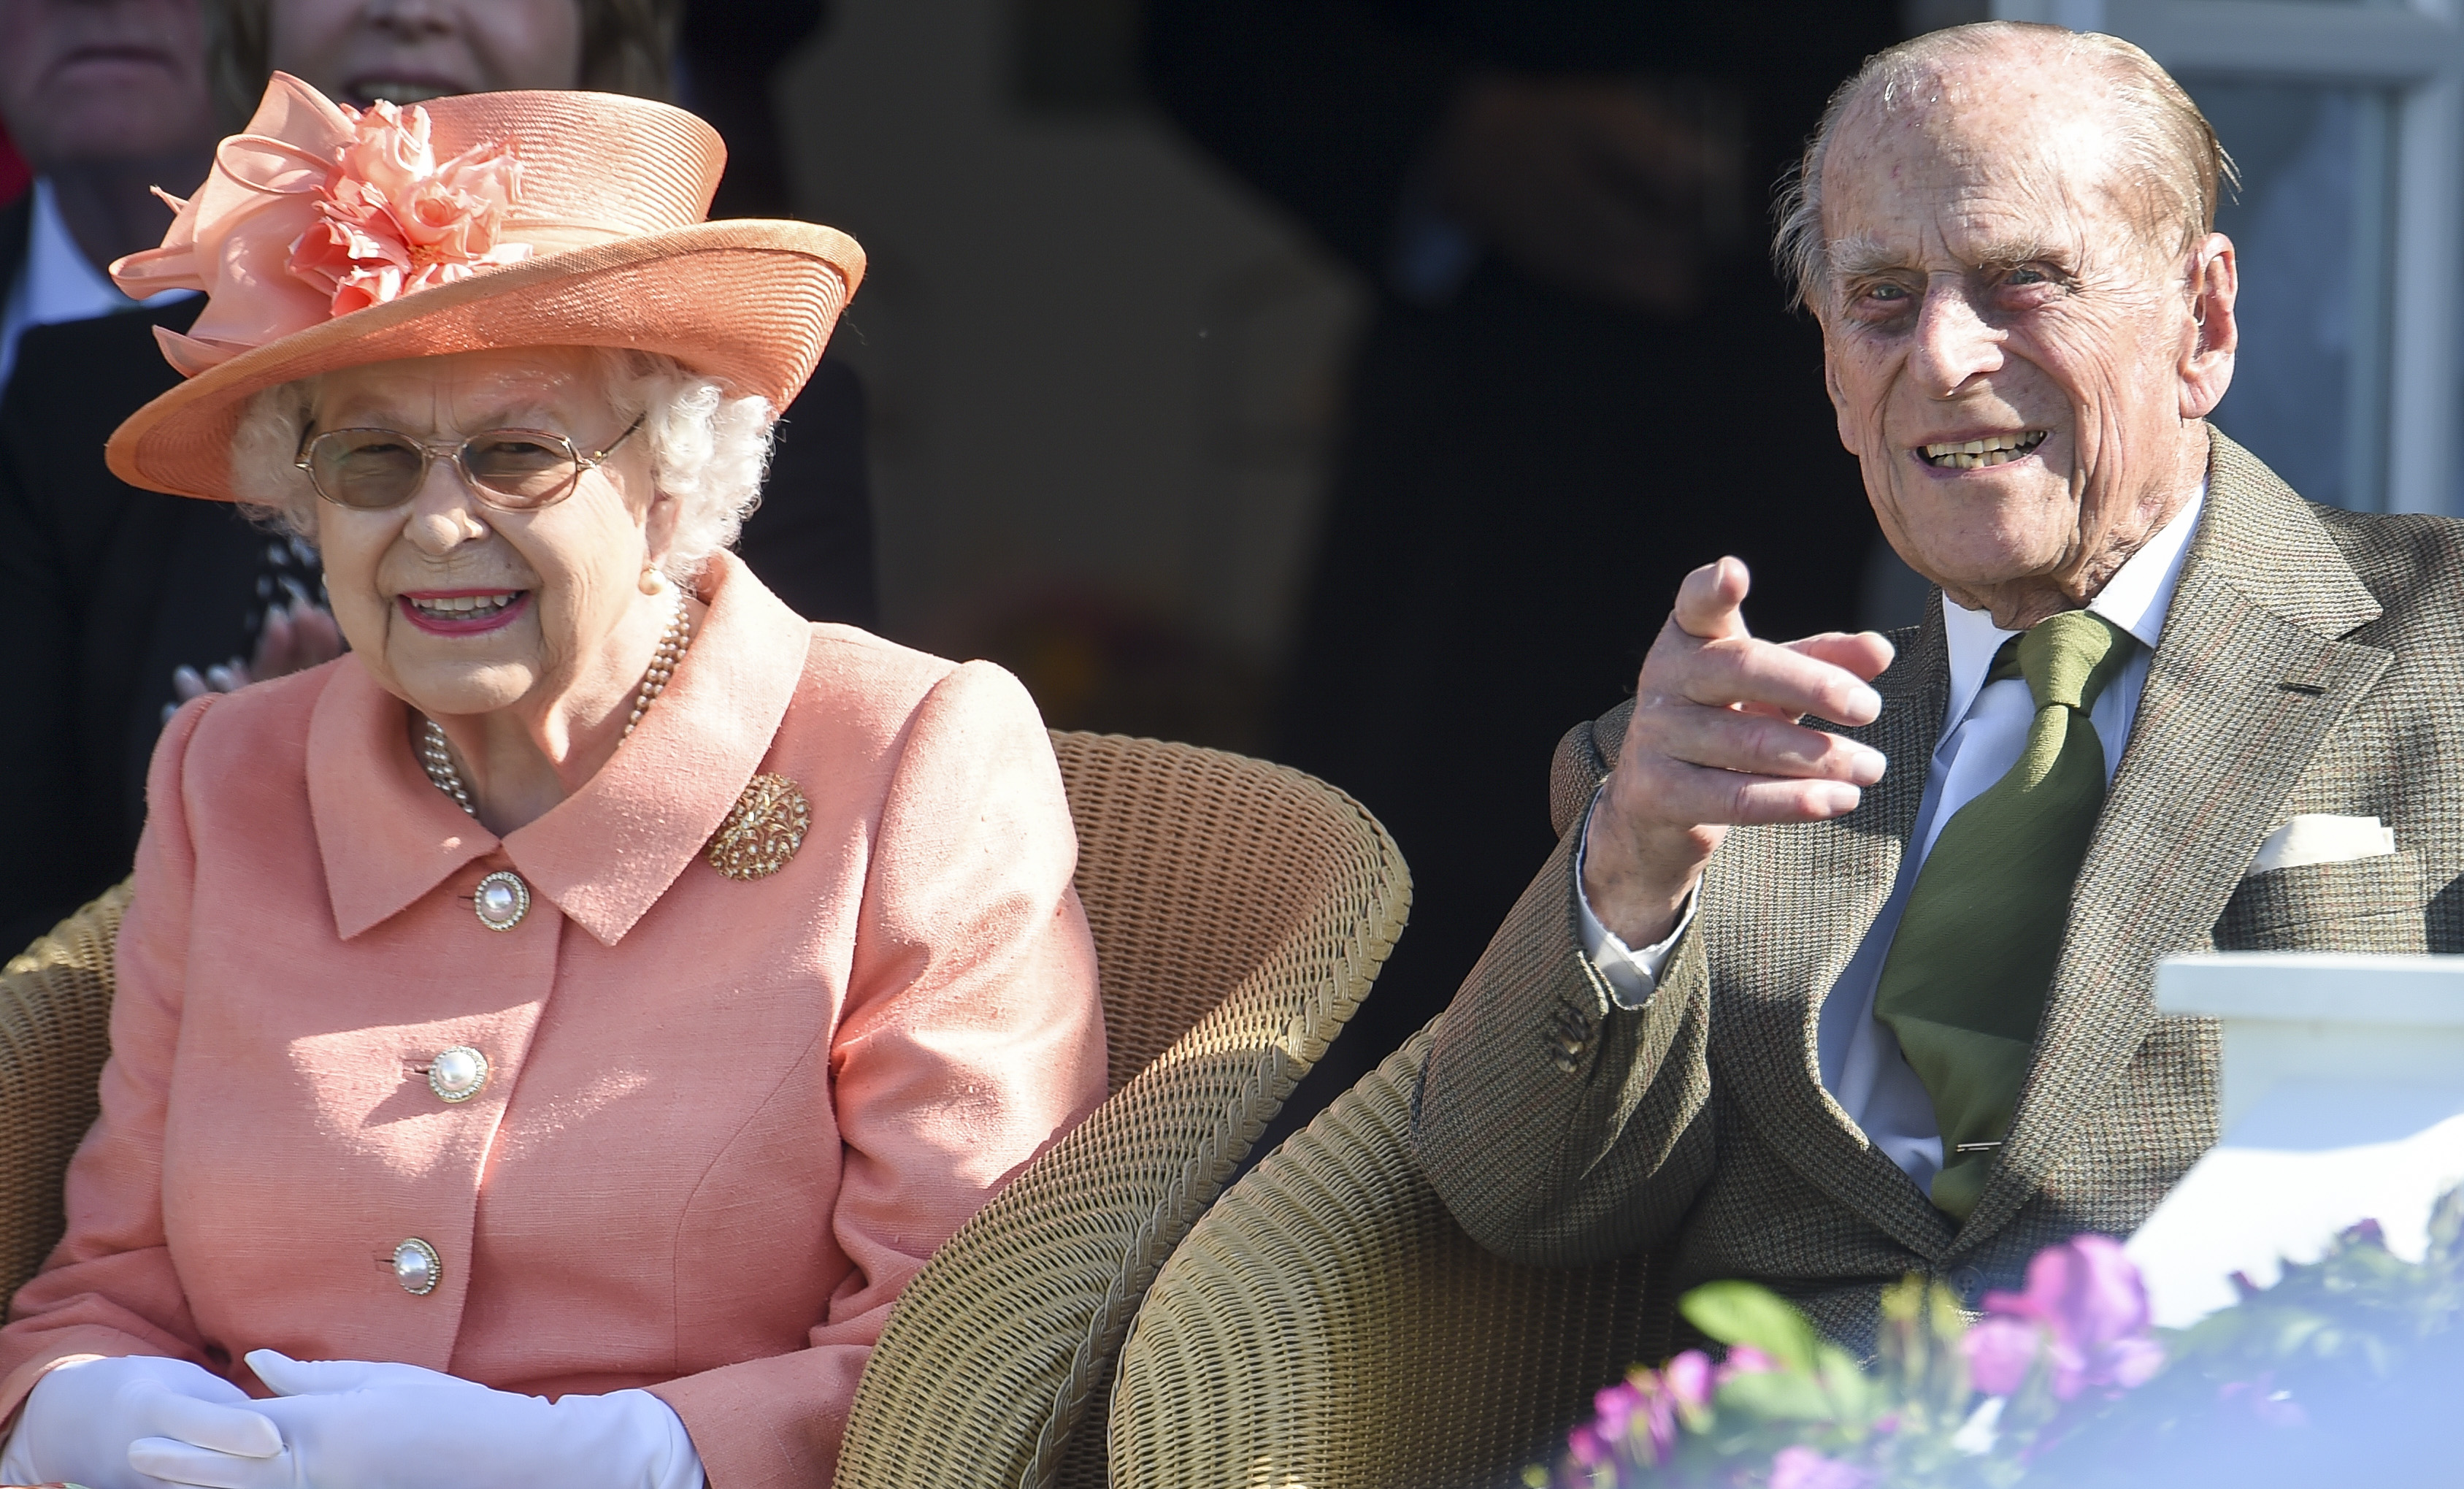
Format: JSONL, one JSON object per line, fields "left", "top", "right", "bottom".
{"left": 396, "top": 589, "right": 531, "bottom": 635}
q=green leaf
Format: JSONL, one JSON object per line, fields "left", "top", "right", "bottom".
{"left": 1681, "top": 1281, "right": 1822, "bottom": 1374}
{"left": 1716, "top": 1367, "right": 1838, "bottom": 1421}
{"left": 1815, "top": 1342, "right": 1879, "bottom": 1420}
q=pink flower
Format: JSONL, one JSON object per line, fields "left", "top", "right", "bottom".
{"left": 1568, "top": 1426, "right": 1606, "bottom": 1467}
{"left": 284, "top": 96, "right": 529, "bottom": 317}
{"left": 1965, "top": 1235, "right": 2165, "bottom": 1401}
{"left": 1768, "top": 1446, "right": 1876, "bottom": 1489}
{"left": 1593, "top": 1381, "right": 1642, "bottom": 1440}
{"left": 1719, "top": 1344, "right": 1776, "bottom": 1382}
{"left": 1963, "top": 1316, "right": 2044, "bottom": 1397}
{"left": 1662, "top": 1350, "right": 1716, "bottom": 1411}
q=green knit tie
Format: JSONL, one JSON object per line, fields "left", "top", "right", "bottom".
{"left": 1874, "top": 609, "right": 2136, "bottom": 1222}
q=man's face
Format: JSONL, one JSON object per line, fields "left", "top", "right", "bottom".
{"left": 1814, "top": 61, "right": 2234, "bottom": 614}
{"left": 0, "top": 0, "right": 212, "bottom": 170}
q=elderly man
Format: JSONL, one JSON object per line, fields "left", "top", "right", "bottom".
{"left": 1413, "top": 21, "right": 2464, "bottom": 1351}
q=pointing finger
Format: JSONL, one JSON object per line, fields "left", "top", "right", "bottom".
{"left": 1668, "top": 557, "right": 1753, "bottom": 643}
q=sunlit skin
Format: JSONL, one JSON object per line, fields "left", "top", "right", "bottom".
{"left": 266, "top": 0, "right": 581, "bottom": 107}
{"left": 1820, "top": 63, "right": 2236, "bottom": 629}
{"left": 1581, "top": 40, "right": 2238, "bottom": 948}
{"left": 310, "top": 347, "right": 697, "bottom": 835}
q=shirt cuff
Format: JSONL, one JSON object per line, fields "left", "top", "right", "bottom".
{"left": 1575, "top": 789, "right": 1697, "bottom": 1011}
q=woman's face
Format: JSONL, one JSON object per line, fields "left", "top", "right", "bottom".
{"left": 310, "top": 347, "right": 676, "bottom": 724}
{"left": 267, "top": 0, "right": 582, "bottom": 107}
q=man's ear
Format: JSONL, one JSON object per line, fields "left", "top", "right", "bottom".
{"left": 2179, "top": 231, "right": 2237, "bottom": 420}
{"left": 1819, "top": 321, "right": 1857, "bottom": 454}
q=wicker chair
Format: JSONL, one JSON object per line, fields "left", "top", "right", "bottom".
{"left": 1107, "top": 1027, "right": 1662, "bottom": 1489}
{"left": 834, "top": 731, "right": 1409, "bottom": 1489}
{"left": 0, "top": 881, "right": 131, "bottom": 1309}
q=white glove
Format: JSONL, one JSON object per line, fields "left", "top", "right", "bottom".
{"left": 0, "top": 1354, "right": 281, "bottom": 1489}
{"left": 127, "top": 1350, "right": 704, "bottom": 1489}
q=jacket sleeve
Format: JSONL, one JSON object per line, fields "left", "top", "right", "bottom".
{"left": 648, "top": 661, "right": 1108, "bottom": 1489}
{"left": 1143, "top": 0, "right": 1461, "bottom": 279}
{"left": 0, "top": 697, "right": 222, "bottom": 1422}
{"left": 1412, "top": 703, "right": 1719, "bottom": 1266}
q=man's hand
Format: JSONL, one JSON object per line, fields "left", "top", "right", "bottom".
{"left": 1584, "top": 559, "right": 1895, "bottom": 947}
{"left": 1435, "top": 74, "right": 1744, "bottom": 315}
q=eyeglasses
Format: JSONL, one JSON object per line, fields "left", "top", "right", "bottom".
{"left": 295, "top": 415, "right": 645, "bottom": 511}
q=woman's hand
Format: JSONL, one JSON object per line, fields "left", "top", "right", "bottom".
{"left": 0, "top": 1354, "right": 280, "bottom": 1489}
{"left": 126, "top": 1350, "right": 702, "bottom": 1489}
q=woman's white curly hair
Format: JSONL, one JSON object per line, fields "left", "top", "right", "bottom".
{"left": 228, "top": 347, "right": 776, "bottom": 586}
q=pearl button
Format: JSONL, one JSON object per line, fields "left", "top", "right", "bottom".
{"left": 427, "top": 1045, "right": 488, "bottom": 1103}
{"left": 394, "top": 1237, "right": 442, "bottom": 1295}
{"left": 473, "top": 870, "right": 531, "bottom": 931}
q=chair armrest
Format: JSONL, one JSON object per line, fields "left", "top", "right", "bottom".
{"left": 0, "top": 882, "right": 131, "bottom": 1308}
{"left": 1109, "top": 1027, "right": 1662, "bottom": 1489}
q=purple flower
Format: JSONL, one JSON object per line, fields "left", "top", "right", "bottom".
{"left": 1594, "top": 1380, "right": 1642, "bottom": 1440}
{"left": 1964, "top": 1316, "right": 2043, "bottom": 1397}
{"left": 1973, "top": 1235, "right": 2162, "bottom": 1400}
{"left": 1663, "top": 1350, "right": 1715, "bottom": 1411}
{"left": 1568, "top": 1425, "right": 1605, "bottom": 1466}
{"left": 1768, "top": 1446, "right": 1876, "bottom": 1489}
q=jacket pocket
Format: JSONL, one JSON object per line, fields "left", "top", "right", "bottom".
{"left": 2212, "top": 848, "right": 2425, "bottom": 954}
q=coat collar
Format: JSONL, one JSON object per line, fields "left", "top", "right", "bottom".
{"left": 1955, "top": 429, "right": 2391, "bottom": 1248}
{"left": 310, "top": 554, "right": 812, "bottom": 945}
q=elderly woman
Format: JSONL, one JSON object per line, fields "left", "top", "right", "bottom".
{"left": 0, "top": 74, "right": 1106, "bottom": 1489}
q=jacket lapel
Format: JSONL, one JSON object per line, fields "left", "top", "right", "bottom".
{"left": 1711, "top": 600, "right": 1961, "bottom": 1256}
{"left": 1957, "top": 432, "right": 2391, "bottom": 1246}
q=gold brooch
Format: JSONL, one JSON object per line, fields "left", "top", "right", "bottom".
{"left": 707, "top": 773, "right": 811, "bottom": 881}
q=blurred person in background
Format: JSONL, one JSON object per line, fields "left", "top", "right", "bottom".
{"left": 0, "top": 0, "right": 215, "bottom": 391}
{"left": 0, "top": 0, "right": 874, "bottom": 957}
{"left": 1146, "top": 0, "right": 1903, "bottom": 1090}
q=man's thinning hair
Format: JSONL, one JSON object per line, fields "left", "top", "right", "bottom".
{"left": 1771, "top": 23, "right": 2238, "bottom": 313}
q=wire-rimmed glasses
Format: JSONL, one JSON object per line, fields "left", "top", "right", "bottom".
{"left": 295, "top": 415, "right": 645, "bottom": 511}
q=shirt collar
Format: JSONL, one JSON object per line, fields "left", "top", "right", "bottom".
{"left": 23, "top": 179, "right": 131, "bottom": 326}
{"left": 310, "top": 554, "right": 812, "bottom": 944}
{"left": 1937, "top": 481, "right": 2207, "bottom": 730}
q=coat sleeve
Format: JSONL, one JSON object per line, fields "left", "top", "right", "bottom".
{"left": 1412, "top": 703, "right": 1719, "bottom": 1266}
{"left": 649, "top": 660, "right": 1108, "bottom": 1488}
{"left": 0, "top": 696, "right": 223, "bottom": 1423}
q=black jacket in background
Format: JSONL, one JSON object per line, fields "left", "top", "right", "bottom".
{"left": 0, "top": 305, "right": 876, "bottom": 957}
{"left": 1147, "top": 0, "right": 1905, "bottom": 1076}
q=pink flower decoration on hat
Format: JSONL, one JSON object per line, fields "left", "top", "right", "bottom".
{"left": 285, "top": 99, "right": 531, "bottom": 317}
{"left": 108, "top": 74, "right": 542, "bottom": 376}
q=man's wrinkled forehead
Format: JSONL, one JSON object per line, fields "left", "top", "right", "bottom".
{"left": 1819, "top": 57, "right": 2125, "bottom": 266}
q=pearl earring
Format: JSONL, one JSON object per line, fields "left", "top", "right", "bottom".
{"left": 640, "top": 564, "right": 669, "bottom": 596}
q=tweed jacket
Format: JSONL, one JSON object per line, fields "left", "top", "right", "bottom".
{"left": 1413, "top": 432, "right": 2464, "bottom": 1350}
{"left": 0, "top": 555, "right": 1109, "bottom": 1489}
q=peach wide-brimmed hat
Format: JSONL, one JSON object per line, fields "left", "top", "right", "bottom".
{"left": 104, "top": 73, "right": 865, "bottom": 502}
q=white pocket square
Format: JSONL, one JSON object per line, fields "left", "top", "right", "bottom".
{"left": 2248, "top": 814, "right": 2398, "bottom": 876}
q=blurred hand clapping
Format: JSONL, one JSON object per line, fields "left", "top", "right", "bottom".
{"left": 1435, "top": 74, "right": 1746, "bottom": 315}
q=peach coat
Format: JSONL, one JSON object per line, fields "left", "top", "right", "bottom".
{"left": 0, "top": 555, "right": 1108, "bottom": 1488}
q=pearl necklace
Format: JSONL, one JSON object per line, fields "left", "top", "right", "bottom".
{"left": 417, "top": 594, "right": 695, "bottom": 819}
